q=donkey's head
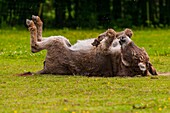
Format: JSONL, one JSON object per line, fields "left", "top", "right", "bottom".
{"left": 118, "top": 33, "right": 158, "bottom": 76}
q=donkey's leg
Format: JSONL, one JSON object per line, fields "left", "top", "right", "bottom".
{"left": 26, "top": 19, "right": 66, "bottom": 53}
{"left": 26, "top": 19, "right": 37, "bottom": 48}
{"left": 26, "top": 19, "right": 47, "bottom": 53}
{"left": 98, "top": 29, "right": 116, "bottom": 52}
{"left": 91, "top": 31, "right": 106, "bottom": 47}
{"left": 32, "top": 15, "right": 43, "bottom": 41}
{"left": 92, "top": 29, "right": 116, "bottom": 50}
{"left": 104, "top": 29, "right": 116, "bottom": 49}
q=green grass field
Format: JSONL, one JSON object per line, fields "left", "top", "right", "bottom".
{"left": 0, "top": 29, "right": 170, "bottom": 113}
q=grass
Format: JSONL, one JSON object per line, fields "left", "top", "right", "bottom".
{"left": 0, "top": 28, "right": 170, "bottom": 113}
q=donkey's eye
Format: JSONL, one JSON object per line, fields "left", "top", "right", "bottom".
{"left": 121, "top": 36, "right": 126, "bottom": 39}
{"left": 120, "top": 36, "right": 126, "bottom": 42}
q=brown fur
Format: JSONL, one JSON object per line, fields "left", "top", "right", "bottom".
{"left": 26, "top": 16, "right": 117, "bottom": 76}
{"left": 25, "top": 15, "right": 157, "bottom": 77}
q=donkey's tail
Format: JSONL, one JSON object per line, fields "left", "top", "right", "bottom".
{"left": 158, "top": 72, "right": 170, "bottom": 76}
{"left": 16, "top": 72, "right": 34, "bottom": 76}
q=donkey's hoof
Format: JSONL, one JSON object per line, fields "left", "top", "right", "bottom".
{"left": 26, "top": 19, "right": 33, "bottom": 26}
{"left": 32, "top": 15, "right": 38, "bottom": 20}
{"left": 32, "top": 15, "right": 41, "bottom": 24}
{"left": 106, "top": 29, "right": 116, "bottom": 38}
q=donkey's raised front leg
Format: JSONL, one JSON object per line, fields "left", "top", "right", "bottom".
{"left": 32, "top": 15, "right": 43, "bottom": 41}
{"left": 91, "top": 31, "right": 106, "bottom": 47}
{"left": 97, "top": 29, "right": 116, "bottom": 52}
{"left": 92, "top": 29, "right": 116, "bottom": 51}
{"left": 104, "top": 29, "right": 116, "bottom": 49}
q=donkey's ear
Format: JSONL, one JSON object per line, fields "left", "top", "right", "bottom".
{"left": 124, "top": 28, "right": 133, "bottom": 38}
{"left": 148, "top": 62, "right": 158, "bottom": 75}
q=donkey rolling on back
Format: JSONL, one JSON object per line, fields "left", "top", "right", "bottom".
{"left": 25, "top": 15, "right": 157, "bottom": 77}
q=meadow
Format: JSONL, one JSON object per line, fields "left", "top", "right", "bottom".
{"left": 0, "top": 28, "right": 170, "bottom": 113}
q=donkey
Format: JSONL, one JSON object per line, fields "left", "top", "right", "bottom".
{"left": 25, "top": 15, "right": 157, "bottom": 77}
